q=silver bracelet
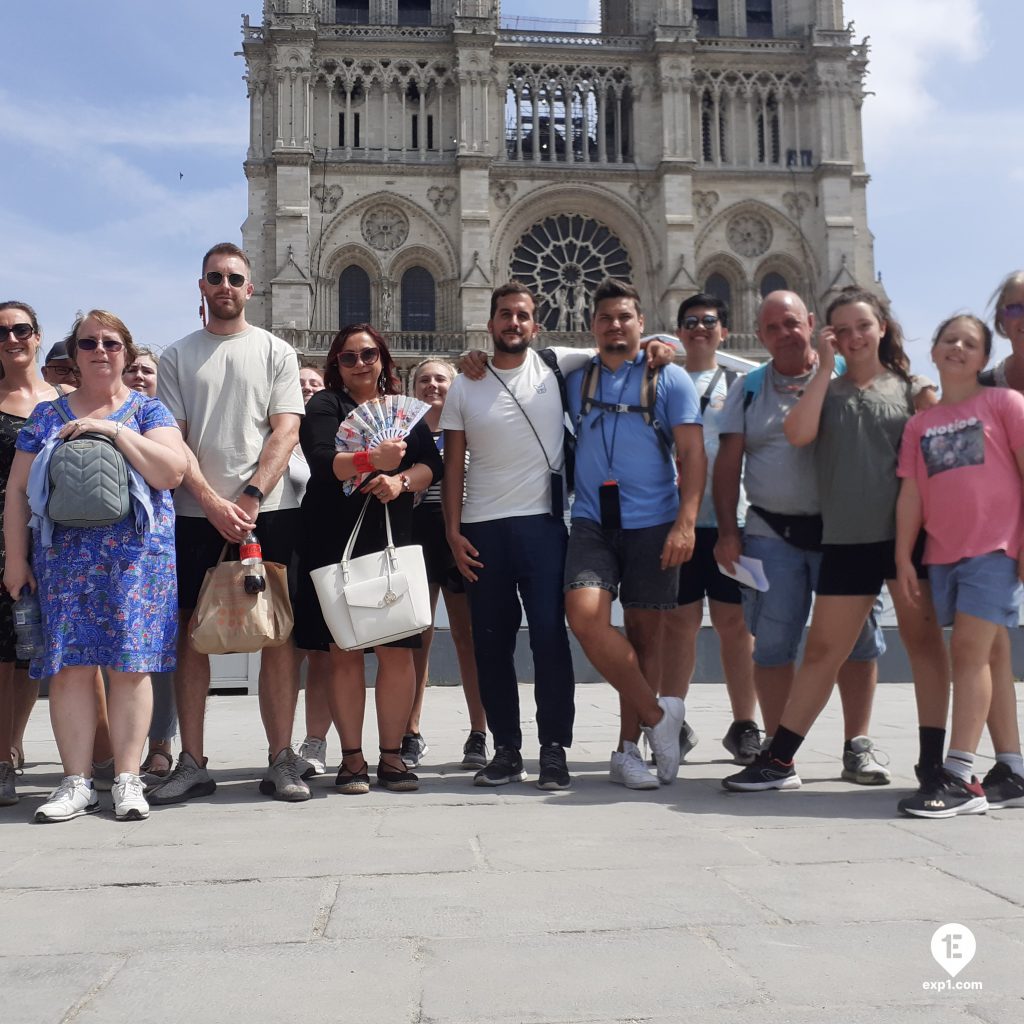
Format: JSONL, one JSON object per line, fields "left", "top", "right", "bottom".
{"left": 113, "top": 421, "right": 123, "bottom": 441}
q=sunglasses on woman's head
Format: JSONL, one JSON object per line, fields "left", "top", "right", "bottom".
{"left": 0, "top": 323, "right": 35, "bottom": 342}
{"left": 76, "top": 337, "right": 124, "bottom": 352}
{"left": 204, "top": 271, "right": 247, "bottom": 288}
{"left": 337, "top": 347, "right": 380, "bottom": 368}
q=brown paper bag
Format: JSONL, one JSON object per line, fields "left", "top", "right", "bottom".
{"left": 188, "top": 546, "right": 293, "bottom": 655}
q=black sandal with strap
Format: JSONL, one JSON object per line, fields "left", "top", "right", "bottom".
{"left": 335, "top": 747, "right": 370, "bottom": 794}
{"left": 377, "top": 747, "right": 419, "bottom": 792}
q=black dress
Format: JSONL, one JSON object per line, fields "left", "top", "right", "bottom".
{"left": 0, "top": 409, "right": 28, "bottom": 664}
{"left": 294, "top": 389, "right": 444, "bottom": 651}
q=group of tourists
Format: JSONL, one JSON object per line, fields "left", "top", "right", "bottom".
{"left": 1, "top": 242, "right": 1022, "bottom": 824}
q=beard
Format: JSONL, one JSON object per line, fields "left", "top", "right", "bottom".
{"left": 492, "top": 331, "right": 531, "bottom": 354}
{"left": 206, "top": 293, "right": 246, "bottom": 322}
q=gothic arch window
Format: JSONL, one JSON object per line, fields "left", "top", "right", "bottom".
{"left": 339, "top": 265, "right": 372, "bottom": 327}
{"left": 700, "top": 89, "right": 727, "bottom": 164}
{"left": 746, "top": 0, "right": 774, "bottom": 39}
{"left": 704, "top": 273, "right": 733, "bottom": 311}
{"left": 401, "top": 267, "right": 436, "bottom": 331}
{"left": 757, "top": 94, "right": 780, "bottom": 164}
{"left": 760, "top": 271, "right": 788, "bottom": 297}
{"left": 335, "top": 0, "right": 369, "bottom": 24}
{"left": 510, "top": 214, "right": 632, "bottom": 332}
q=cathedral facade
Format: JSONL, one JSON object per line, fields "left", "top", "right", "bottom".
{"left": 240, "top": 0, "right": 879, "bottom": 361}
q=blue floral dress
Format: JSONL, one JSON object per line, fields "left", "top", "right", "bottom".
{"left": 16, "top": 393, "right": 179, "bottom": 679}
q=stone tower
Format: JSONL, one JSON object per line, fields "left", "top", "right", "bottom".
{"left": 240, "top": 0, "right": 878, "bottom": 360}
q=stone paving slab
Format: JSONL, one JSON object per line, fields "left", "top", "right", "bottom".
{"left": 2, "top": 683, "right": 1022, "bottom": 1023}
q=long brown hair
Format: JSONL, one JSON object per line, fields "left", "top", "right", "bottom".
{"left": 825, "top": 287, "right": 911, "bottom": 383}
{"left": 322, "top": 323, "right": 400, "bottom": 395}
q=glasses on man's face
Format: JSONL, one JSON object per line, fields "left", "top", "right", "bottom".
{"left": 45, "top": 365, "right": 76, "bottom": 377}
{"left": 1001, "top": 303, "right": 1024, "bottom": 321}
{"left": 337, "top": 347, "right": 380, "bottom": 368}
{"left": 0, "top": 323, "right": 35, "bottom": 342}
{"left": 681, "top": 314, "right": 720, "bottom": 331}
{"left": 76, "top": 337, "right": 124, "bottom": 352}
{"left": 205, "top": 271, "right": 247, "bottom": 288}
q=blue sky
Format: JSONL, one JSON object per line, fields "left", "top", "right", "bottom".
{"left": 1, "top": 1, "right": 1017, "bottom": 375}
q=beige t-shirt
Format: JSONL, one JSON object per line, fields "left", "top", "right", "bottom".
{"left": 157, "top": 326, "right": 304, "bottom": 516}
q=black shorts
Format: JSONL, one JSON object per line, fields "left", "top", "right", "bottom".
{"left": 410, "top": 503, "right": 465, "bottom": 594}
{"left": 175, "top": 509, "right": 301, "bottom": 611}
{"left": 0, "top": 589, "right": 27, "bottom": 667}
{"left": 816, "top": 533, "right": 927, "bottom": 598}
{"left": 676, "top": 527, "right": 742, "bottom": 606}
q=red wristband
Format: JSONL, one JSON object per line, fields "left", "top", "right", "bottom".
{"left": 353, "top": 450, "right": 374, "bottom": 473}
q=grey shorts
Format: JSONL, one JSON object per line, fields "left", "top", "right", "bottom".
{"left": 564, "top": 518, "right": 680, "bottom": 610}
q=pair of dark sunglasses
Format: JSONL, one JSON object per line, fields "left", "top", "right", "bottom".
{"left": 1001, "top": 303, "right": 1024, "bottom": 321}
{"left": 337, "top": 347, "right": 380, "bottom": 368}
{"left": 681, "top": 314, "right": 720, "bottom": 331}
{"left": 205, "top": 271, "right": 247, "bottom": 288}
{"left": 76, "top": 338, "right": 124, "bottom": 352}
{"left": 0, "top": 323, "right": 35, "bottom": 342}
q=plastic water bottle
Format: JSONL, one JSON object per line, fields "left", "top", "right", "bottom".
{"left": 13, "top": 588, "right": 45, "bottom": 660}
{"left": 239, "top": 531, "right": 266, "bottom": 594}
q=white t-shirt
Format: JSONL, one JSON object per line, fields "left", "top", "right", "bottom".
{"left": 689, "top": 366, "right": 748, "bottom": 529}
{"left": 439, "top": 346, "right": 591, "bottom": 523}
{"left": 157, "top": 325, "right": 305, "bottom": 516}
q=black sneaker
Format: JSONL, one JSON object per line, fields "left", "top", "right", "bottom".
{"left": 460, "top": 730, "right": 489, "bottom": 770}
{"left": 981, "top": 762, "right": 1024, "bottom": 809}
{"left": 473, "top": 745, "right": 527, "bottom": 787}
{"left": 898, "top": 771, "right": 988, "bottom": 818}
{"left": 537, "top": 742, "right": 571, "bottom": 791}
{"left": 722, "top": 719, "right": 762, "bottom": 765}
{"left": 722, "top": 751, "right": 801, "bottom": 792}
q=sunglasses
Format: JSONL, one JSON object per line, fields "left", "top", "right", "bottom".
{"left": 337, "top": 347, "right": 380, "bottom": 368}
{"left": 45, "top": 365, "right": 76, "bottom": 376}
{"left": 76, "top": 337, "right": 124, "bottom": 352}
{"left": 0, "top": 323, "right": 35, "bottom": 342}
{"left": 681, "top": 314, "right": 720, "bottom": 331}
{"left": 205, "top": 271, "right": 247, "bottom": 288}
{"left": 1000, "top": 303, "right": 1024, "bottom": 321}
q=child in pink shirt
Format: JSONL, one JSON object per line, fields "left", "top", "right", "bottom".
{"left": 896, "top": 314, "right": 1024, "bottom": 818}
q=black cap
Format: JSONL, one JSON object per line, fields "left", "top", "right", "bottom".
{"left": 44, "top": 342, "right": 72, "bottom": 364}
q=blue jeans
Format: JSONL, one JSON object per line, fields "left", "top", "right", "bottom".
{"left": 463, "top": 515, "right": 575, "bottom": 750}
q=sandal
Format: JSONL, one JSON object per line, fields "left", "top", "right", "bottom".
{"left": 335, "top": 747, "right": 370, "bottom": 795}
{"left": 140, "top": 748, "right": 174, "bottom": 786}
{"left": 377, "top": 747, "right": 419, "bottom": 792}
{"left": 10, "top": 747, "right": 25, "bottom": 775}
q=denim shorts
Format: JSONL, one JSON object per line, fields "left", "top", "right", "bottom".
{"left": 565, "top": 518, "right": 680, "bottom": 610}
{"left": 741, "top": 533, "right": 885, "bottom": 667}
{"left": 928, "top": 552, "right": 1024, "bottom": 628}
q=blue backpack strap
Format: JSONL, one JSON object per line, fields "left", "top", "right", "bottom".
{"left": 742, "top": 363, "right": 769, "bottom": 410}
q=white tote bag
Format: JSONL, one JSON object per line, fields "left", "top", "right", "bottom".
{"left": 310, "top": 496, "right": 431, "bottom": 651}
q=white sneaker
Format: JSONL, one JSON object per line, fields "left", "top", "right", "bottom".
{"left": 641, "top": 697, "right": 686, "bottom": 785}
{"left": 610, "top": 742, "right": 659, "bottom": 790}
{"left": 35, "top": 776, "right": 100, "bottom": 823}
{"left": 296, "top": 736, "right": 327, "bottom": 778}
{"left": 112, "top": 773, "right": 150, "bottom": 821}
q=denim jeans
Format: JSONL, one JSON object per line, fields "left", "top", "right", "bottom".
{"left": 462, "top": 515, "right": 575, "bottom": 750}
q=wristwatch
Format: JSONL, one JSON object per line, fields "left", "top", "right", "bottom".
{"left": 242, "top": 484, "right": 265, "bottom": 502}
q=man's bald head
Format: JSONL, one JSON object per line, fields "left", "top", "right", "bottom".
{"left": 757, "top": 290, "right": 816, "bottom": 375}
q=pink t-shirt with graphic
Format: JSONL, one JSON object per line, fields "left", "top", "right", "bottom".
{"left": 898, "top": 388, "right": 1024, "bottom": 565}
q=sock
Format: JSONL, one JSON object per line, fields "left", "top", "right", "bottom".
{"left": 943, "top": 749, "right": 975, "bottom": 783}
{"left": 82, "top": 778, "right": 95, "bottom": 789}
{"left": 769, "top": 726, "right": 805, "bottom": 764}
{"left": 918, "top": 726, "right": 946, "bottom": 774}
{"left": 996, "top": 752, "right": 1024, "bottom": 777}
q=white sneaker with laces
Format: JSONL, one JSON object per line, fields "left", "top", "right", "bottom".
{"left": 35, "top": 775, "right": 100, "bottom": 823}
{"left": 296, "top": 736, "right": 327, "bottom": 778}
{"left": 610, "top": 742, "right": 659, "bottom": 790}
{"left": 112, "top": 773, "right": 150, "bottom": 820}
{"left": 641, "top": 696, "right": 686, "bottom": 784}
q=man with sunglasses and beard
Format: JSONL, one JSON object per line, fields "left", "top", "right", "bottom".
{"left": 151, "top": 242, "right": 309, "bottom": 806}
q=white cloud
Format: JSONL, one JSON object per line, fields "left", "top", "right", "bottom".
{"left": 845, "top": 0, "right": 984, "bottom": 147}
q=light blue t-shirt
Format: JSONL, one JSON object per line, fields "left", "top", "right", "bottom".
{"left": 567, "top": 354, "right": 702, "bottom": 529}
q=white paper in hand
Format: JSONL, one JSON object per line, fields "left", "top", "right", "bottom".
{"left": 717, "top": 556, "right": 770, "bottom": 592}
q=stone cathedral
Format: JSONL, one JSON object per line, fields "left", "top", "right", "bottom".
{"left": 240, "top": 0, "right": 879, "bottom": 361}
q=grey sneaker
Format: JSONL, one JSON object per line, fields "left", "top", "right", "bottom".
{"left": 842, "top": 736, "right": 891, "bottom": 786}
{"left": 112, "top": 773, "right": 150, "bottom": 821}
{"left": 460, "top": 730, "right": 488, "bottom": 770}
{"left": 92, "top": 757, "right": 115, "bottom": 792}
{"left": 148, "top": 752, "right": 217, "bottom": 805}
{"left": 260, "top": 747, "right": 311, "bottom": 802}
{"left": 35, "top": 775, "right": 100, "bottom": 823}
{"left": 400, "top": 732, "right": 429, "bottom": 768}
{"left": 722, "top": 720, "right": 762, "bottom": 765}
{"left": 641, "top": 697, "right": 685, "bottom": 785}
{"left": 0, "top": 761, "right": 18, "bottom": 806}
{"left": 296, "top": 736, "right": 327, "bottom": 778}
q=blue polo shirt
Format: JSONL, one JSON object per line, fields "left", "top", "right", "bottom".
{"left": 567, "top": 353, "right": 702, "bottom": 528}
